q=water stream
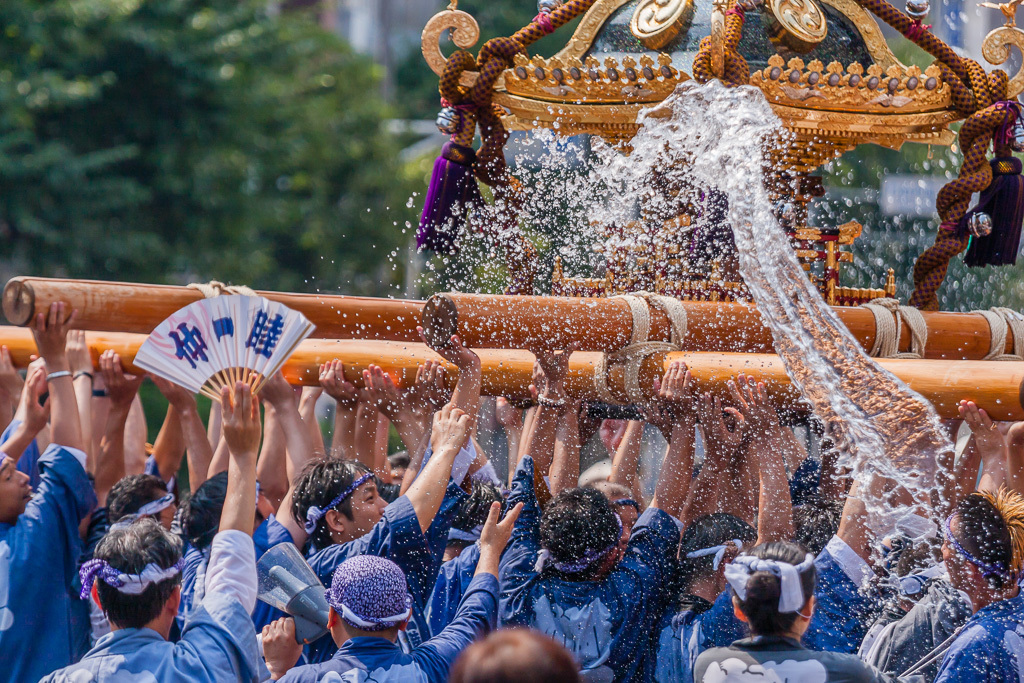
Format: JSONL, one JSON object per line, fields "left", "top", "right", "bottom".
{"left": 588, "top": 80, "right": 953, "bottom": 522}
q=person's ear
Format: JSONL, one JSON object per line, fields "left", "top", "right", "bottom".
{"left": 399, "top": 618, "right": 409, "bottom": 632}
{"left": 166, "top": 585, "right": 181, "bottom": 616}
{"left": 324, "top": 509, "right": 348, "bottom": 539}
{"left": 91, "top": 582, "right": 103, "bottom": 610}
{"left": 327, "top": 606, "right": 339, "bottom": 629}
{"left": 731, "top": 596, "right": 749, "bottom": 623}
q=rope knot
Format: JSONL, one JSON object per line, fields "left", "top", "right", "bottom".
{"left": 532, "top": 12, "right": 556, "bottom": 34}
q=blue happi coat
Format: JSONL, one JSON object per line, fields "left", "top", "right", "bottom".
{"left": 654, "top": 590, "right": 747, "bottom": 683}
{"left": 934, "top": 592, "right": 1024, "bottom": 683}
{"left": 1, "top": 418, "right": 42, "bottom": 489}
{"left": 0, "top": 444, "right": 96, "bottom": 683}
{"left": 304, "top": 484, "right": 466, "bottom": 662}
{"left": 499, "top": 456, "right": 681, "bottom": 683}
{"left": 40, "top": 589, "right": 262, "bottom": 683}
{"left": 425, "top": 542, "right": 480, "bottom": 636}
{"left": 804, "top": 535, "right": 881, "bottom": 654}
{"left": 279, "top": 573, "right": 498, "bottom": 683}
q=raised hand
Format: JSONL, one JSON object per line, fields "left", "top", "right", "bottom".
{"left": 31, "top": 302, "right": 77, "bottom": 370}
{"left": 696, "top": 392, "right": 744, "bottom": 453}
{"left": 65, "top": 330, "right": 92, "bottom": 377}
{"left": 645, "top": 361, "right": 694, "bottom": 437}
{"left": 222, "top": 382, "right": 261, "bottom": 458}
{"left": 960, "top": 400, "right": 1007, "bottom": 463}
{"left": 151, "top": 374, "right": 197, "bottom": 411}
{"left": 495, "top": 397, "right": 522, "bottom": 430}
{"left": 419, "top": 327, "right": 480, "bottom": 371}
{"left": 359, "top": 365, "right": 407, "bottom": 421}
{"left": 0, "top": 346, "right": 24, "bottom": 404}
{"left": 21, "top": 364, "right": 50, "bottom": 434}
{"left": 259, "top": 371, "right": 296, "bottom": 410}
{"left": 319, "top": 359, "right": 358, "bottom": 407}
{"left": 727, "top": 374, "right": 778, "bottom": 441}
{"left": 478, "top": 501, "right": 523, "bottom": 574}
{"left": 98, "top": 350, "right": 144, "bottom": 410}
{"left": 430, "top": 403, "right": 471, "bottom": 457}
{"left": 406, "top": 360, "right": 448, "bottom": 417}
{"left": 532, "top": 347, "right": 572, "bottom": 392}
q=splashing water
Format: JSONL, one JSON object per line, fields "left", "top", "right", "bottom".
{"left": 589, "top": 80, "right": 952, "bottom": 522}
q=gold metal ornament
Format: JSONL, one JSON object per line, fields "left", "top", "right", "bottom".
{"left": 764, "top": 0, "right": 829, "bottom": 53}
{"left": 421, "top": 9, "right": 481, "bottom": 87}
{"left": 981, "top": 24, "right": 1024, "bottom": 98}
{"left": 979, "top": 0, "right": 1023, "bottom": 27}
{"left": 630, "top": 0, "right": 696, "bottom": 49}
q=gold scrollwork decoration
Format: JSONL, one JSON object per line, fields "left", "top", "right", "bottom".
{"left": 630, "top": 0, "right": 696, "bottom": 49}
{"left": 421, "top": 9, "right": 481, "bottom": 87}
{"left": 982, "top": 25, "right": 1024, "bottom": 99}
{"left": 765, "top": 0, "right": 828, "bottom": 53}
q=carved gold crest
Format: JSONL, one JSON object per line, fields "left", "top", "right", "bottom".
{"left": 630, "top": 0, "right": 696, "bottom": 49}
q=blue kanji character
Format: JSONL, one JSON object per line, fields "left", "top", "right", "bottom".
{"left": 169, "top": 323, "right": 209, "bottom": 369}
{"left": 246, "top": 311, "right": 284, "bottom": 359}
{"left": 213, "top": 317, "right": 234, "bottom": 340}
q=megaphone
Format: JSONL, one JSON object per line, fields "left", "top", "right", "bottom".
{"left": 256, "top": 542, "right": 331, "bottom": 644}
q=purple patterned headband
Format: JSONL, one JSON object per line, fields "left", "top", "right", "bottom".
{"left": 80, "top": 558, "right": 184, "bottom": 600}
{"left": 304, "top": 472, "right": 374, "bottom": 534}
{"left": 535, "top": 514, "right": 623, "bottom": 574}
{"left": 944, "top": 513, "right": 1013, "bottom": 581}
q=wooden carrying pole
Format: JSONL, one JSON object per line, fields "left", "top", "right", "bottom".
{"left": 423, "top": 293, "right": 1020, "bottom": 361}
{"left": 2, "top": 277, "right": 424, "bottom": 341}
{"left": 2, "top": 327, "right": 1021, "bottom": 420}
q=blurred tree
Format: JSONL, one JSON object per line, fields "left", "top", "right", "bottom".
{"left": 0, "top": 0, "right": 416, "bottom": 293}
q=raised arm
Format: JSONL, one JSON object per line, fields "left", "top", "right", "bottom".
{"left": 521, "top": 350, "right": 572, "bottom": 506}
{"left": 420, "top": 328, "right": 481, "bottom": 427}
{"left": 32, "top": 302, "right": 82, "bottom": 451}
{"left": 360, "top": 364, "right": 424, "bottom": 476}
{"left": 650, "top": 361, "right": 697, "bottom": 519}
{"left": 0, "top": 365, "right": 50, "bottom": 460}
{"left": 609, "top": 420, "right": 644, "bottom": 499}
{"left": 960, "top": 400, "right": 1011, "bottom": 494}
{"left": 298, "top": 386, "right": 326, "bottom": 458}
{"left": 219, "top": 382, "right": 261, "bottom": 535}
{"left": 152, "top": 376, "right": 213, "bottom": 495}
{"left": 549, "top": 400, "right": 582, "bottom": 496}
{"left": 681, "top": 393, "right": 742, "bottom": 523}
{"left": 405, "top": 404, "right": 472, "bottom": 532}
{"left": 730, "top": 375, "right": 794, "bottom": 544}
{"left": 66, "top": 331, "right": 94, "bottom": 464}
{"left": 94, "top": 351, "right": 145, "bottom": 506}
{"left": 259, "top": 372, "right": 315, "bottom": 490}
{"left": 0, "top": 346, "right": 25, "bottom": 436}
{"left": 319, "top": 359, "right": 359, "bottom": 457}
{"left": 495, "top": 397, "right": 523, "bottom": 486}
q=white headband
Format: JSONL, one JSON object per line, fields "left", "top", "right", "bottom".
{"left": 339, "top": 604, "right": 411, "bottom": 629}
{"left": 686, "top": 539, "right": 744, "bottom": 570}
{"left": 724, "top": 553, "right": 815, "bottom": 613}
{"left": 135, "top": 493, "right": 175, "bottom": 518}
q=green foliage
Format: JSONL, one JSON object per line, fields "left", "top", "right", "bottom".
{"left": 0, "top": 0, "right": 415, "bottom": 293}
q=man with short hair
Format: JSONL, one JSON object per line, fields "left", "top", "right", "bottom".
{"left": 107, "top": 473, "right": 177, "bottom": 529}
{"left": 42, "top": 382, "right": 263, "bottom": 682}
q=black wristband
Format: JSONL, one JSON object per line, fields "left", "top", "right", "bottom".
{"left": 73, "top": 371, "right": 94, "bottom": 382}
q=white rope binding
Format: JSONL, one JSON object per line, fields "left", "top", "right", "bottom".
{"left": 187, "top": 280, "right": 259, "bottom": 298}
{"left": 592, "top": 293, "right": 688, "bottom": 405}
{"left": 861, "top": 298, "right": 927, "bottom": 359}
{"left": 972, "top": 308, "right": 1024, "bottom": 361}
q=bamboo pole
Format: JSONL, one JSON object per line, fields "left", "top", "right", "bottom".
{"left": 423, "top": 293, "right": 1018, "bottom": 361}
{"left": 2, "top": 277, "right": 424, "bottom": 341}
{"left": 2, "top": 327, "right": 1020, "bottom": 420}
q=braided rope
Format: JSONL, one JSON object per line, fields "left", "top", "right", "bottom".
{"left": 187, "top": 281, "right": 258, "bottom": 298}
{"left": 842, "top": 0, "right": 1016, "bottom": 309}
{"left": 973, "top": 308, "right": 1024, "bottom": 360}
{"left": 692, "top": 4, "right": 750, "bottom": 86}
{"left": 592, "top": 294, "right": 688, "bottom": 404}
{"left": 437, "top": 0, "right": 597, "bottom": 188}
{"left": 861, "top": 298, "right": 927, "bottom": 358}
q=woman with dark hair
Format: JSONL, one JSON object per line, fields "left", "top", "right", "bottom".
{"left": 449, "top": 628, "right": 582, "bottom": 683}
{"left": 694, "top": 541, "right": 890, "bottom": 682}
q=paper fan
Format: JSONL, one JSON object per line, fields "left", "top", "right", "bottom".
{"left": 134, "top": 295, "right": 315, "bottom": 400}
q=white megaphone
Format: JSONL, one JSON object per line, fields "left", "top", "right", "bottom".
{"left": 256, "top": 542, "right": 331, "bottom": 644}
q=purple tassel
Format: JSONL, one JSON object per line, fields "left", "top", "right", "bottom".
{"left": 418, "top": 142, "right": 481, "bottom": 254}
{"left": 960, "top": 157, "right": 1024, "bottom": 267}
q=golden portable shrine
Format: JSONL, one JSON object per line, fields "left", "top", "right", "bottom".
{"left": 5, "top": 0, "right": 1024, "bottom": 428}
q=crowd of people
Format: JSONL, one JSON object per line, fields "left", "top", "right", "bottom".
{"left": 2, "top": 301, "right": 1024, "bottom": 682}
